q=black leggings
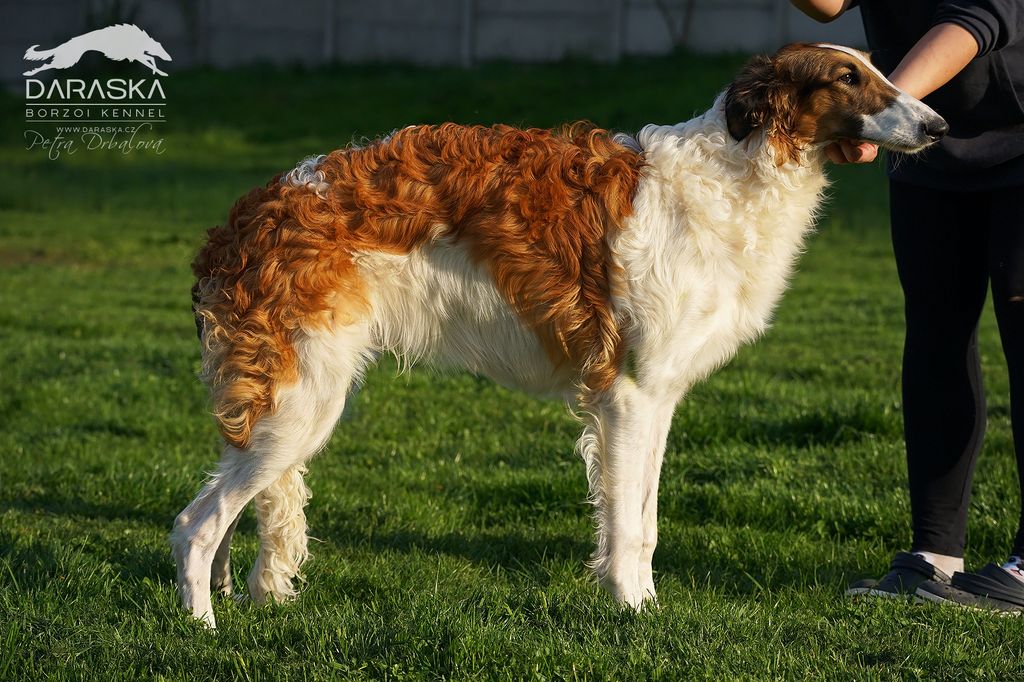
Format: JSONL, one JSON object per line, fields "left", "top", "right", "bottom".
{"left": 891, "top": 180, "right": 1024, "bottom": 557}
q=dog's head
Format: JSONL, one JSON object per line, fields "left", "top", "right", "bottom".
{"left": 147, "top": 41, "right": 172, "bottom": 63}
{"left": 724, "top": 43, "right": 947, "bottom": 164}
{"left": 139, "top": 28, "right": 172, "bottom": 63}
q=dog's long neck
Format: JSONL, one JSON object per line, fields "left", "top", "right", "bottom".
{"left": 610, "top": 102, "right": 829, "bottom": 386}
{"left": 624, "top": 101, "right": 828, "bottom": 264}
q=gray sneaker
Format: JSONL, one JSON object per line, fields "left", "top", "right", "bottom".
{"left": 916, "top": 564, "right": 1024, "bottom": 614}
{"left": 845, "top": 551, "right": 952, "bottom": 599}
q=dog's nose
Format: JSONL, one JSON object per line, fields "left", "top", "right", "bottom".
{"left": 922, "top": 118, "right": 949, "bottom": 142}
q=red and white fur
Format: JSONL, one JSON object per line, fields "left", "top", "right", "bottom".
{"left": 172, "top": 43, "right": 946, "bottom": 627}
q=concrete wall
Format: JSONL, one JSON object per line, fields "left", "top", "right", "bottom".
{"left": 3, "top": 0, "right": 866, "bottom": 82}
{"left": 625, "top": 1, "right": 865, "bottom": 55}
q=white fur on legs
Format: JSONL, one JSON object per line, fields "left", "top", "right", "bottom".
{"left": 580, "top": 376, "right": 677, "bottom": 608}
{"left": 244, "top": 323, "right": 373, "bottom": 604}
{"left": 171, "top": 446, "right": 275, "bottom": 628}
{"left": 172, "top": 322, "right": 373, "bottom": 626}
{"left": 211, "top": 509, "right": 243, "bottom": 596}
{"left": 248, "top": 464, "right": 312, "bottom": 604}
{"left": 636, "top": 400, "right": 676, "bottom": 600}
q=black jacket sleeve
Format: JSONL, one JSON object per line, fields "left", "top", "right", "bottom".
{"left": 933, "top": 0, "right": 1024, "bottom": 54}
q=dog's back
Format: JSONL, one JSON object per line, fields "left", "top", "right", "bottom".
{"left": 191, "top": 123, "right": 645, "bottom": 448}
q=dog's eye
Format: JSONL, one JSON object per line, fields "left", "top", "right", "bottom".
{"left": 838, "top": 72, "right": 857, "bottom": 85}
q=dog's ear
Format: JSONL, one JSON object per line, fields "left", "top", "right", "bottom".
{"left": 724, "top": 55, "right": 779, "bottom": 142}
{"left": 725, "top": 53, "right": 803, "bottom": 165}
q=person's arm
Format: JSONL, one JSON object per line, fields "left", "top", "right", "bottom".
{"left": 933, "top": 0, "right": 1024, "bottom": 55}
{"left": 888, "top": 22, "right": 979, "bottom": 99}
{"left": 789, "top": 0, "right": 855, "bottom": 23}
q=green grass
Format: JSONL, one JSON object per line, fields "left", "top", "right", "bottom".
{"left": 2, "top": 53, "right": 1024, "bottom": 679}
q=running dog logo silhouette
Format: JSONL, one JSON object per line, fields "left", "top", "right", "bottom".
{"left": 21, "top": 23, "right": 170, "bottom": 160}
{"left": 23, "top": 23, "right": 171, "bottom": 76}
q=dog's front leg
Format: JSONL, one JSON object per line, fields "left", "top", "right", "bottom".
{"left": 579, "top": 377, "right": 676, "bottom": 608}
{"left": 636, "top": 399, "right": 676, "bottom": 600}
{"left": 139, "top": 56, "right": 167, "bottom": 77}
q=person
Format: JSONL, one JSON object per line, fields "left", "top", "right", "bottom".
{"left": 791, "top": 0, "right": 1024, "bottom": 611}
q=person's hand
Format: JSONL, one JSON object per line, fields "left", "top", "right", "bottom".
{"left": 825, "top": 140, "right": 879, "bottom": 164}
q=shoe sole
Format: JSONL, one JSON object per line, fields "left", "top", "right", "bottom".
{"left": 915, "top": 586, "right": 1022, "bottom": 616}
{"left": 844, "top": 586, "right": 924, "bottom": 603}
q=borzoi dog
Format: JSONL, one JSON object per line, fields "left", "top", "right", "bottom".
{"left": 173, "top": 43, "right": 946, "bottom": 627}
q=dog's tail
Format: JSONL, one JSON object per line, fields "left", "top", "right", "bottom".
{"left": 23, "top": 45, "right": 54, "bottom": 61}
{"left": 247, "top": 464, "right": 312, "bottom": 603}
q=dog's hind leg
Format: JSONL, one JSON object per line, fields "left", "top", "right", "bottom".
{"left": 247, "top": 464, "right": 312, "bottom": 604}
{"left": 172, "top": 322, "right": 373, "bottom": 626}
{"left": 580, "top": 377, "right": 676, "bottom": 609}
{"left": 24, "top": 49, "right": 84, "bottom": 77}
{"left": 22, "top": 62, "right": 56, "bottom": 77}
{"left": 172, "top": 444, "right": 276, "bottom": 627}
{"left": 210, "top": 509, "right": 242, "bottom": 596}
{"left": 246, "top": 323, "right": 374, "bottom": 605}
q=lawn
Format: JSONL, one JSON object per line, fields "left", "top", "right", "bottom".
{"left": 2, "top": 54, "right": 1023, "bottom": 679}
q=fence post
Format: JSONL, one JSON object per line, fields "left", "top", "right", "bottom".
{"left": 323, "top": 0, "right": 336, "bottom": 62}
{"left": 610, "top": 0, "right": 625, "bottom": 62}
{"left": 461, "top": 0, "right": 475, "bottom": 67}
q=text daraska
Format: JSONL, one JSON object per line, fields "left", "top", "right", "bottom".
{"left": 25, "top": 78, "right": 166, "bottom": 100}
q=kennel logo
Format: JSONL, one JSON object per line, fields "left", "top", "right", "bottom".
{"left": 22, "top": 24, "right": 171, "bottom": 160}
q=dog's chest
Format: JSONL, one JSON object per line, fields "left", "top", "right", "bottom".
{"left": 616, "top": 182, "right": 819, "bottom": 392}
{"left": 675, "top": 237, "right": 799, "bottom": 381}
